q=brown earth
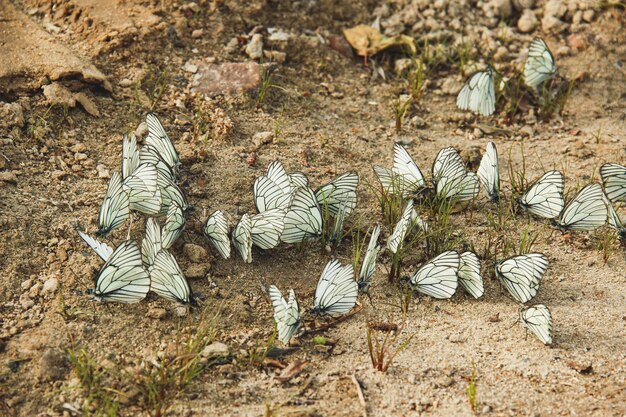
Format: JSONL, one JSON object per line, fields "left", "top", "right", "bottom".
{"left": 0, "top": 1, "right": 625, "bottom": 416}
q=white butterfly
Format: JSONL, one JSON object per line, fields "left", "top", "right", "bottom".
{"left": 204, "top": 210, "right": 231, "bottom": 259}
{"left": 122, "top": 163, "right": 162, "bottom": 216}
{"left": 330, "top": 200, "right": 349, "bottom": 243}
{"left": 232, "top": 213, "right": 252, "bottom": 263}
{"left": 604, "top": 195, "right": 626, "bottom": 241}
{"left": 77, "top": 230, "right": 114, "bottom": 262}
{"left": 139, "top": 144, "right": 176, "bottom": 183}
{"left": 97, "top": 172, "right": 130, "bottom": 237}
{"left": 250, "top": 208, "right": 285, "bottom": 250}
{"left": 495, "top": 253, "right": 548, "bottom": 304}
{"left": 554, "top": 183, "right": 607, "bottom": 232}
{"left": 141, "top": 218, "right": 162, "bottom": 267}
{"left": 315, "top": 172, "right": 359, "bottom": 217}
{"left": 373, "top": 144, "right": 425, "bottom": 197}
{"left": 149, "top": 249, "right": 192, "bottom": 304}
{"left": 253, "top": 161, "right": 303, "bottom": 212}
{"left": 88, "top": 240, "right": 151, "bottom": 303}
{"left": 520, "top": 304, "right": 553, "bottom": 345}
{"left": 145, "top": 113, "right": 181, "bottom": 173}
{"left": 311, "top": 260, "right": 358, "bottom": 316}
{"left": 432, "top": 147, "right": 479, "bottom": 202}
{"left": 477, "top": 141, "right": 499, "bottom": 203}
{"left": 518, "top": 170, "right": 565, "bottom": 219}
{"left": 358, "top": 224, "right": 381, "bottom": 293}
{"left": 162, "top": 202, "right": 185, "bottom": 249}
{"left": 458, "top": 251, "right": 484, "bottom": 299}
{"left": 288, "top": 172, "right": 309, "bottom": 189}
{"left": 268, "top": 285, "right": 301, "bottom": 344}
{"left": 410, "top": 250, "right": 459, "bottom": 299}
{"left": 524, "top": 38, "right": 557, "bottom": 89}
{"left": 600, "top": 163, "right": 626, "bottom": 202}
{"left": 122, "top": 133, "right": 140, "bottom": 179}
{"left": 387, "top": 200, "right": 415, "bottom": 254}
{"left": 282, "top": 187, "right": 323, "bottom": 243}
{"left": 456, "top": 67, "right": 496, "bottom": 116}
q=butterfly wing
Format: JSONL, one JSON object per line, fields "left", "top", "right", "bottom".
{"left": 556, "top": 183, "right": 607, "bottom": 232}
{"left": 456, "top": 68, "right": 496, "bottom": 116}
{"left": 477, "top": 141, "right": 499, "bottom": 202}
{"left": 524, "top": 38, "right": 557, "bottom": 89}
{"left": 253, "top": 160, "right": 293, "bottom": 212}
{"left": 520, "top": 304, "right": 553, "bottom": 345}
{"left": 77, "top": 230, "right": 114, "bottom": 262}
{"left": 122, "top": 163, "right": 162, "bottom": 215}
{"left": 387, "top": 200, "right": 414, "bottom": 254}
{"left": 162, "top": 202, "right": 186, "bottom": 249}
{"left": 150, "top": 250, "right": 191, "bottom": 304}
{"left": 97, "top": 172, "right": 130, "bottom": 236}
{"left": 145, "top": 113, "right": 180, "bottom": 172}
{"left": 496, "top": 253, "right": 548, "bottom": 303}
{"left": 269, "top": 285, "right": 301, "bottom": 343}
{"left": 315, "top": 172, "right": 359, "bottom": 217}
{"left": 91, "top": 240, "right": 150, "bottom": 303}
{"left": 122, "top": 133, "right": 140, "bottom": 179}
{"left": 519, "top": 170, "right": 565, "bottom": 219}
{"left": 458, "top": 251, "right": 484, "bottom": 299}
{"left": 203, "top": 210, "right": 231, "bottom": 259}
{"left": 141, "top": 218, "right": 162, "bottom": 267}
{"left": 282, "top": 187, "right": 323, "bottom": 243}
{"left": 358, "top": 224, "right": 381, "bottom": 292}
{"left": 250, "top": 208, "right": 285, "bottom": 250}
{"left": 313, "top": 260, "right": 357, "bottom": 316}
{"left": 410, "top": 250, "right": 459, "bottom": 299}
{"left": 393, "top": 144, "right": 425, "bottom": 189}
{"left": 600, "top": 163, "right": 626, "bottom": 202}
{"left": 232, "top": 213, "right": 252, "bottom": 263}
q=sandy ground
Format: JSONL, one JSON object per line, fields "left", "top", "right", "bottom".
{"left": 0, "top": 0, "right": 625, "bottom": 416}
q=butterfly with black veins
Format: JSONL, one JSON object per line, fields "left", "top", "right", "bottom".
{"left": 520, "top": 304, "right": 553, "bottom": 345}
{"left": 161, "top": 202, "right": 186, "bottom": 250}
{"left": 456, "top": 66, "right": 496, "bottom": 116}
{"left": 315, "top": 172, "right": 359, "bottom": 218}
{"left": 122, "top": 163, "right": 162, "bottom": 216}
{"left": 518, "top": 170, "right": 565, "bottom": 220}
{"left": 458, "top": 251, "right": 484, "bottom": 299}
{"left": 203, "top": 210, "right": 231, "bottom": 259}
{"left": 149, "top": 249, "right": 192, "bottom": 304}
{"left": 600, "top": 163, "right": 626, "bottom": 202}
{"left": 253, "top": 160, "right": 302, "bottom": 213}
{"left": 477, "top": 141, "right": 500, "bottom": 203}
{"left": 145, "top": 113, "right": 181, "bottom": 174}
{"left": 432, "top": 147, "right": 480, "bottom": 202}
{"left": 387, "top": 200, "right": 415, "bottom": 254}
{"left": 77, "top": 230, "right": 114, "bottom": 262}
{"left": 282, "top": 187, "right": 323, "bottom": 244}
{"left": 373, "top": 143, "right": 425, "bottom": 197}
{"left": 311, "top": 260, "right": 358, "bottom": 317}
{"left": 232, "top": 213, "right": 252, "bottom": 263}
{"left": 139, "top": 144, "right": 176, "bottom": 184}
{"left": 268, "top": 285, "right": 301, "bottom": 344}
{"left": 250, "top": 208, "right": 285, "bottom": 250}
{"left": 97, "top": 171, "right": 130, "bottom": 237}
{"left": 122, "top": 133, "right": 140, "bottom": 179}
{"left": 88, "top": 240, "right": 151, "bottom": 303}
{"left": 495, "top": 253, "right": 548, "bottom": 304}
{"left": 604, "top": 196, "right": 626, "bottom": 241}
{"left": 409, "top": 250, "right": 459, "bottom": 299}
{"left": 524, "top": 38, "right": 557, "bottom": 90}
{"left": 158, "top": 176, "right": 190, "bottom": 216}
{"left": 554, "top": 183, "right": 607, "bottom": 232}
{"left": 358, "top": 224, "right": 381, "bottom": 293}
{"left": 330, "top": 200, "right": 349, "bottom": 244}
{"left": 141, "top": 218, "right": 162, "bottom": 267}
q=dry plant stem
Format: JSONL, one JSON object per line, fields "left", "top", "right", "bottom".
{"left": 350, "top": 373, "right": 367, "bottom": 417}
{"left": 302, "top": 303, "right": 363, "bottom": 335}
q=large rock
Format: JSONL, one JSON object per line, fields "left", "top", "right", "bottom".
{"left": 191, "top": 62, "right": 263, "bottom": 97}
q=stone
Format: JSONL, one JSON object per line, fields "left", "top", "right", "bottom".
{"left": 245, "top": 34, "right": 263, "bottom": 60}
{"left": 191, "top": 29, "right": 204, "bottom": 38}
{"left": 42, "top": 277, "right": 58, "bottom": 296}
{"left": 183, "top": 243, "right": 208, "bottom": 263}
{"left": 37, "top": 348, "right": 69, "bottom": 381}
{"left": 517, "top": 9, "right": 538, "bottom": 33}
{"left": 263, "top": 50, "right": 286, "bottom": 64}
{"left": 267, "top": 28, "right": 291, "bottom": 42}
{"left": 201, "top": 342, "right": 229, "bottom": 358}
{"left": 191, "top": 62, "right": 262, "bottom": 97}
{"left": 440, "top": 77, "right": 462, "bottom": 95}
{"left": 183, "top": 62, "right": 198, "bottom": 74}
{"left": 544, "top": 0, "right": 567, "bottom": 18}
{"left": 74, "top": 92, "right": 100, "bottom": 117}
{"left": 252, "top": 131, "right": 274, "bottom": 147}
{"left": 185, "top": 263, "right": 208, "bottom": 279}
{"left": 0, "top": 171, "right": 17, "bottom": 184}
{"left": 1, "top": 102, "right": 25, "bottom": 128}
{"left": 134, "top": 121, "right": 148, "bottom": 139}
{"left": 542, "top": 15, "right": 566, "bottom": 32}
{"left": 96, "top": 164, "right": 110, "bottom": 178}
{"left": 491, "top": 0, "right": 513, "bottom": 18}
{"left": 42, "top": 83, "right": 76, "bottom": 107}
{"left": 394, "top": 58, "right": 413, "bottom": 74}
{"left": 582, "top": 9, "right": 594, "bottom": 22}
{"left": 567, "top": 34, "right": 587, "bottom": 50}
{"left": 146, "top": 307, "right": 167, "bottom": 319}
{"left": 512, "top": 0, "right": 535, "bottom": 9}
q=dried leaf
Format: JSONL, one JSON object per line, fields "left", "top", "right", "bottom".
{"left": 327, "top": 35, "right": 354, "bottom": 59}
{"left": 275, "top": 360, "right": 309, "bottom": 383}
{"left": 342, "top": 25, "right": 416, "bottom": 57}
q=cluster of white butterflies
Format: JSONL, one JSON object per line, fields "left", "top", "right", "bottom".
{"left": 202, "top": 160, "right": 359, "bottom": 263}
{"left": 457, "top": 37, "right": 558, "bottom": 116}
{"left": 77, "top": 114, "right": 192, "bottom": 305}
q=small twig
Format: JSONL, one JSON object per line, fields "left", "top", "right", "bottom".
{"left": 302, "top": 302, "right": 363, "bottom": 335}
{"left": 0, "top": 152, "right": 10, "bottom": 162}
{"left": 350, "top": 373, "right": 367, "bottom": 417}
